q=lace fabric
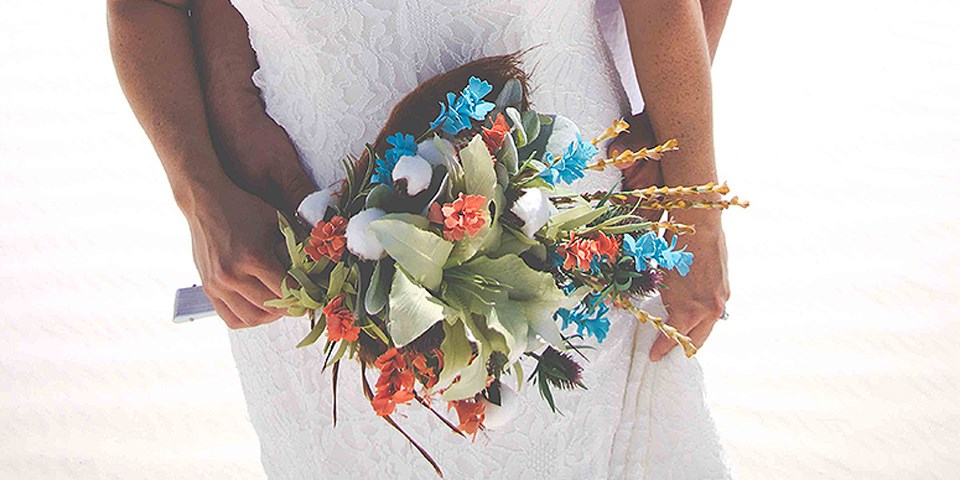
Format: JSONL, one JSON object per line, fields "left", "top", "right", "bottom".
{"left": 226, "top": 0, "right": 731, "bottom": 477}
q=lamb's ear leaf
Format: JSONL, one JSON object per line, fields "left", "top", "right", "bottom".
{"left": 365, "top": 259, "right": 394, "bottom": 315}
{"left": 521, "top": 110, "right": 541, "bottom": 146}
{"left": 460, "top": 134, "right": 498, "bottom": 202}
{"left": 505, "top": 107, "right": 526, "bottom": 147}
{"left": 367, "top": 218, "right": 452, "bottom": 291}
{"left": 498, "top": 130, "right": 519, "bottom": 175}
{"left": 435, "top": 319, "right": 474, "bottom": 391}
{"left": 386, "top": 269, "right": 446, "bottom": 347}
{"left": 494, "top": 78, "right": 523, "bottom": 109}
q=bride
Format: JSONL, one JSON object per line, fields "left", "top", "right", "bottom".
{"left": 108, "top": 0, "right": 733, "bottom": 477}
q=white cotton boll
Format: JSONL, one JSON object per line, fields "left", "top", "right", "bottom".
{"left": 346, "top": 208, "right": 387, "bottom": 260}
{"left": 511, "top": 188, "right": 553, "bottom": 239}
{"left": 392, "top": 154, "right": 433, "bottom": 196}
{"left": 417, "top": 137, "right": 455, "bottom": 166}
{"left": 480, "top": 384, "right": 519, "bottom": 430}
{"left": 297, "top": 185, "right": 340, "bottom": 227}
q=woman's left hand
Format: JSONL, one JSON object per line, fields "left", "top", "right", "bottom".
{"left": 651, "top": 211, "right": 730, "bottom": 361}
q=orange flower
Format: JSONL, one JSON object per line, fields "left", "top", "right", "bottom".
{"left": 448, "top": 397, "right": 486, "bottom": 439}
{"left": 594, "top": 231, "right": 620, "bottom": 262}
{"left": 482, "top": 113, "right": 510, "bottom": 153}
{"left": 372, "top": 348, "right": 417, "bottom": 417}
{"left": 304, "top": 215, "right": 348, "bottom": 262}
{"left": 440, "top": 193, "right": 487, "bottom": 241}
{"left": 323, "top": 294, "right": 359, "bottom": 342}
{"left": 557, "top": 232, "right": 597, "bottom": 271}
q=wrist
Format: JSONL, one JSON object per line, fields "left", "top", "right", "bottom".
{"left": 169, "top": 160, "right": 235, "bottom": 218}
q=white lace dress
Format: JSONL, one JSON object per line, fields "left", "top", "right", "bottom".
{"left": 226, "top": 1, "right": 732, "bottom": 478}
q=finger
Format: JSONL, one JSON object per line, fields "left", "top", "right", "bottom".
{"left": 210, "top": 296, "right": 250, "bottom": 329}
{"left": 275, "top": 166, "right": 318, "bottom": 215}
{"left": 649, "top": 315, "right": 696, "bottom": 362}
{"left": 222, "top": 289, "right": 280, "bottom": 327}
{"left": 686, "top": 318, "right": 718, "bottom": 350}
{"left": 248, "top": 257, "right": 286, "bottom": 298}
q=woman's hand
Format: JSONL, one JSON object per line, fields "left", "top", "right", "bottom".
{"left": 184, "top": 182, "right": 288, "bottom": 329}
{"left": 650, "top": 211, "right": 729, "bottom": 361}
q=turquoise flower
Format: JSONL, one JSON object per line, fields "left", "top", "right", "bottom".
{"left": 554, "top": 293, "right": 611, "bottom": 343}
{"left": 430, "top": 93, "right": 473, "bottom": 135}
{"left": 621, "top": 232, "right": 694, "bottom": 276}
{"left": 538, "top": 133, "right": 596, "bottom": 186}
{"left": 429, "top": 76, "right": 495, "bottom": 135}
{"left": 373, "top": 133, "right": 419, "bottom": 188}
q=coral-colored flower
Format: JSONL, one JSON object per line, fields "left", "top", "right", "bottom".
{"left": 448, "top": 397, "right": 486, "bottom": 439}
{"left": 372, "top": 347, "right": 417, "bottom": 416}
{"left": 557, "top": 232, "right": 598, "bottom": 272}
{"left": 323, "top": 294, "right": 359, "bottom": 342}
{"left": 440, "top": 193, "right": 487, "bottom": 241}
{"left": 482, "top": 113, "right": 510, "bottom": 153}
{"left": 304, "top": 215, "right": 348, "bottom": 262}
{"left": 594, "top": 231, "right": 620, "bottom": 262}
{"left": 427, "top": 202, "right": 445, "bottom": 224}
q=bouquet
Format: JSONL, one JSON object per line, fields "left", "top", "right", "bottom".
{"left": 266, "top": 54, "right": 747, "bottom": 475}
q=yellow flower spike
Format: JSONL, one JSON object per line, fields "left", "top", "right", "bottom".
{"left": 586, "top": 138, "right": 679, "bottom": 171}
{"left": 620, "top": 295, "right": 698, "bottom": 358}
{"left": 591, "top": 117, "right": 631, "bottom": 145}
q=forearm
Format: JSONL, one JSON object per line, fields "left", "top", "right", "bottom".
{"left": 620, "top": 0, "right": 720, "bottom": 224}
{"left": 107, "top": 0, "right": 230, "bottom": 214}
{"left": 192, "top": 0, "right": 272, "bottom": 159}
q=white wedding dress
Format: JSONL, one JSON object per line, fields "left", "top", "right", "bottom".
{"left": 226, "top": 0, "right": 731, "bottom": 478}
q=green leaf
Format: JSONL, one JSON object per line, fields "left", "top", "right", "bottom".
{"left": 367, "top": 218, "right": 453, "bottom": 291}
{"left": 327, "top": 262, "right": 348, "bottom": 297}
{"left": 386, "top": 269, "right": 446, "bottom": 347}
{"left": 544, "top": 204, "right": 610, "bottom": 239}
{"left": 513, "top": 361, "right": 524, "bottom": 391}
{"left": 442, "top": 317, "right": 491, "bottom": 401}
{"left": 521, "top": 110, "right": 541, "bottom": 146}
{"left": 297, "top": 314, "right": 327, "bottom": 348}
{"left": 436, "top": 320, "right": 474, "bottom": 391}
{"left": 278, "top": 212, "right": 307, "bottom": 270}
{"left": 365, "top": 184, "right": 393, "bottom": 210}
{"left": 288, "top": 267, "right": 324, "bottom": 304}
{"left": 364, "top": 259, "right": 393, "bottom": 315}
{"left": 380, "top": 212, "right": 430, "bottom": 229}
{"left": 498, "top": 132, "right": 519, "bottom": 176}
{"left": 460, "top": 134, "right": 498, "bottom": 203}
{"left": 494, "top": 78, "right": 523, "bottom": 109}
{"left": 505, "top": 107, "right": 526, "bottom": 147}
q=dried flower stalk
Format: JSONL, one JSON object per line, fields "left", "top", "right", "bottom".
{"left": 586, "top": 138, "right": 679, "bottom": 171}
{"left": 591, "top": 118, "right": 630, "bottom": 145}
{"left": 617, "top": 295, "right": 698, "bottom": 358}
{"left": 636, "top": 196, "right": 750, "bottom": 211}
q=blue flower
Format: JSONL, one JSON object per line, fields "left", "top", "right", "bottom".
{"left": 430, "top": 93, "right": 473, "bottom": 135}
{"left": 554, "top": 293, "right": 611, "bottom": 343}
{"left": 659, "top": 236, "right": 694, "bottom": 276}
{"left": 458, "top": 76, "right": 496, "bottom": 121}
{"left": 373, "top": 133, "right": 419, "bottom": 188}
{"left": 621, "top": 232, "right": 694, "bottom": 276}
{"left": 429, "top": 77, "right": 496, "bottom": 135}
{"left": 538, "top": 133, "right": 596, "bottom": 186}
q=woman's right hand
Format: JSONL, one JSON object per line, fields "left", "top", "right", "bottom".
{"left": 184, "top": 182, "right": 288, "bottom": 329}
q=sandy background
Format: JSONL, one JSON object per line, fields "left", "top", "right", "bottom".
{"left": 1, "top": 1, "right": 958, "bottom": 478}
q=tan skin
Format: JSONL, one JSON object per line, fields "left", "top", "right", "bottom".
{"left": 108, "top": 0, "right": 731, "bottom": 361}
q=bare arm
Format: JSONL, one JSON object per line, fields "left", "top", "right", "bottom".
{"left": 619, "top": 0, "right": 730, "bottom": 360}
{"left": 108, "top": 0, "right": 286, "bottom": 328}
{"left": 191, "top": 0, "right": 314, "bottom": 212}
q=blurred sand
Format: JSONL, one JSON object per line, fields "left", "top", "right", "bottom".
{"left": 1, "top": 1, "right": 958, "bottom": 479}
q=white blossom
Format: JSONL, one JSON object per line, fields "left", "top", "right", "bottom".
{"left": 297, "top": 185, "right": 340, "bottom": 227}
{"left": 345, "top": 208, "right": 387, "bottom": 260}
{"left": 511, "top": 188, "right": 554, "bottom": 239}
{"left": 480, "top": 383, "right": 519, "bottom": 429}
{"left": 392, "top": 154, "right": 433, "bottom": 196}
